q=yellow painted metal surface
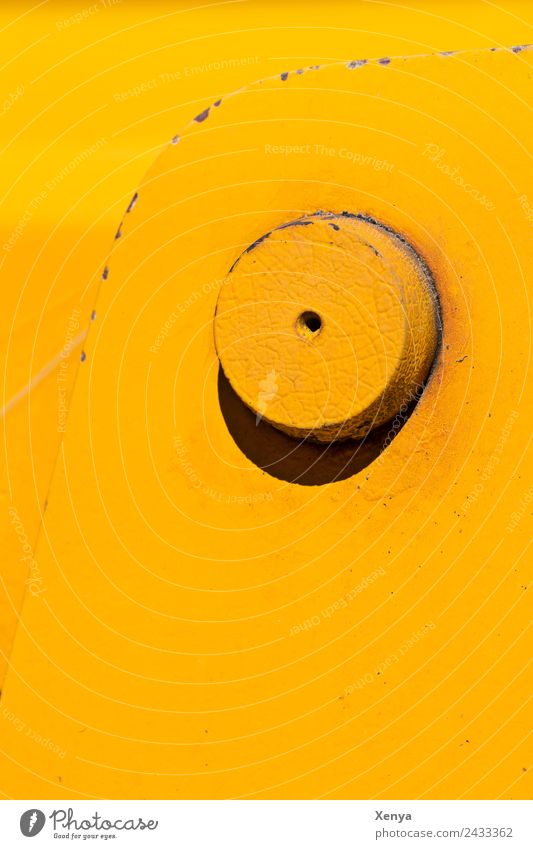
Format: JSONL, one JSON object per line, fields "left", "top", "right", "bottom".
{"left": 1, "top": 1, "right": 532, "bottom": 801}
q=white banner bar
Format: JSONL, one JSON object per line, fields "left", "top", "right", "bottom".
{"left": 0, "top": 800, "right": 531, "bottom": 848}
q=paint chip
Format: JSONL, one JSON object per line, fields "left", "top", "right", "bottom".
{"left": 194, "top": 108, "right": 210, "bottom": 123}
{"left": 277, "top": 219, "right": 313, "bottom": 230}
{"left": 280, "top": 72, "right": 289, "bottom": 81}
{"left": 126, "top": 192, "right": 138, "bottom": 213}
{"left": 80, "top": 351, "right": 86, "bottom": 362}
{"left": 245, "top": 231, "right": 272, "bottom": 253}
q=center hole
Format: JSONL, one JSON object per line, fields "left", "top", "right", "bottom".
{"left": 297, "top": 310, "right": 322, "bottom": 337}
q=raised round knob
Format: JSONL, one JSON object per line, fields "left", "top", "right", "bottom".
{"left": 214, "top": 212, "right": 439, "bottom": 443}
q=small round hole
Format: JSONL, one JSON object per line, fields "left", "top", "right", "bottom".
{"left": 296, "top": 310, "right": 322, "bottom": 337}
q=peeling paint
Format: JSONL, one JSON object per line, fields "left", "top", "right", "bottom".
{"left": 194, "top": 107, "right": 210, "bottom": 123}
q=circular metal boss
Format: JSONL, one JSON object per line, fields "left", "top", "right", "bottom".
{"left": 214, "top": 212, "right": 439, "bottom": 442}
